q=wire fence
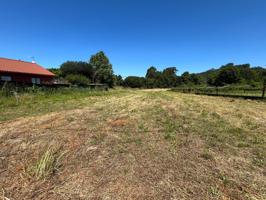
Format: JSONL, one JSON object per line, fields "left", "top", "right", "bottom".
{"left": 172, "top": 85, "right": 266, "bottom": 100}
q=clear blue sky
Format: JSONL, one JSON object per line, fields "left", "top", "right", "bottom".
{"left": 0, "top": 0, "right": 266, "bottom": 76}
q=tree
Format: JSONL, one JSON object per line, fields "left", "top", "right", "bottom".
{"left": 214, "top": 66, "right": 241, "bottom": 86}
{"left": 181, "top": 72, "right": 190, "bottom": 84}
{"left": 162, "top": 67, "right": 178, "bottom": 87}
{"left": 145, "top": 66, "right": 158, "bottom": 79}
{"left": 262, "top": 70, "right": 266, "bottom": 84}
{"left": 145, "top": 66, "right": 162, "bottom": 88}
{"left": 207, "top": 75, "right": 216, "bottom": 86}
{"left": 123, "top": 76, "right": 145, "bottom": 88}
{"left": 89, "top": 51, "right": 114, "bottom": 87}
{"left": 113, "top": 75, "right": 123, "bottom": 86}
{"left": 146, "top": 78, "right": 158, "bottom": 88}
{"left": 48, "top": 68, "right": 62, "bottom": 78}
{"left": 189, "top": 73, "right": 201, "bottom": 85}
{"left": 60, "top": 61, "right": 93, "bottom": 80}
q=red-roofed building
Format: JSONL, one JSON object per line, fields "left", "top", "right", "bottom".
{"left": 0, "top": 58, "right": 55, "bottom": 85}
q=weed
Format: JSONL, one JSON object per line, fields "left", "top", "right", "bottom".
{"left": 208, "top": 186, "right": 221, "bottom": 198}
{"left": 252, "top": 150, "right": 265, "bottom": 167}
{"left": 164, "top": 131, "right": 176, "bottom": 140}
{"left": 138, "top": 123, "right": 148, "bottom": 133}
{"left": 201, "top": 151, "right": 214, "bottom": 160}
{"left": 29, "top": 146, "right": 66, "bottom": 180}
{"left": 134, "top": 138, "right": 142, "bottom": 145}
{"left": 237, "top": 142, "right": 250, "bottom": 148}
{"left": 218, "top": 173, "right": 231, "bottom": 186}
{"left": 90, "top": 133, "right": 106, "bottom": 145}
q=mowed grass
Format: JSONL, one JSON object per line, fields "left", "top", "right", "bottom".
{"left": 0, "top": 88, "right": 129, "bottom": 121}
{"left": 0, "top": 89, "right": 265, "bottom": 200}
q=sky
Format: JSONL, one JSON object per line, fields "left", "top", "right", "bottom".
{"left": 0, "top": 0, "right": 266, "bottom": 77}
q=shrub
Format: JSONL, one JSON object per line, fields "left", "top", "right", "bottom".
{"left": 60, "top": 61, "right": 93, "bottom": 79}
{"left": 123, "top": 76, "right": 146, "bottom": 88}
{"left": 65, "top": 74, "right": 90, "bottom": 86}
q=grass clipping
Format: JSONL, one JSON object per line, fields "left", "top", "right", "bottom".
{"left": 29, "top": 146, "right": 66, "bottom": 180}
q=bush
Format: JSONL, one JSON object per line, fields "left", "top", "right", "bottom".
{"left": 60, "top": 61, "right": 93, "bottom": 79}
{"left": 65, "top": 74, "right": 90, "bottom": 86}
{"left": 123, "top": 76, "right": 146, "bottom": 88}
{"left": 214, "top": 66, "right": 241, "bottom": 86}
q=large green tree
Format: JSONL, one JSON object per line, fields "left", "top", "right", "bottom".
{"left": 145, "top": 66, "right": 162, "bottom": 88}
{"left": 89, "top": 51, "right": 114, "bottom": 87}
{"left": 181, "top": 72, "right": 190, "bottom": 84}
{"left": 214, "top": 66, "right": 241, "bottom": 86}
{"left": 162, "top": 67, "right": 178, "bottom": 87}
{"left": 145, "top": 66, "right": 158, "bottom": 79}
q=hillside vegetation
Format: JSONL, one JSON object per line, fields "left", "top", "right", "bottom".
{"left": 124, "top": 63, "right": 266, "bottom": 88}
{"left": 48, "top": 51, "right": 266, "bottom": 89}
{"left": 1, "top": 89, "right": 265, "bottom": 199}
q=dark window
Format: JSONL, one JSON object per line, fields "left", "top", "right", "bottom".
{"left": 1, "top": 76, "right": 12, "bottom": 81}
{"left": 32, "top": 78, "right": 41, "bottom": 84}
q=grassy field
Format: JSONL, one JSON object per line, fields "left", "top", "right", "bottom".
{"left": 0, "top": 89, "right": 265, "bottom": 199}
{"left": 0, "top": 88, "right": 128, "bottom": 121}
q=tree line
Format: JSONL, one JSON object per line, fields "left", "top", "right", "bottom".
{"left": 49, "top": 52, "right": 266, "bottom": 88}
{"left": 123, "top": 64, "right": 266, "bottom": 88}
{"left": 49, "top": 51, "right": 120, "bottom": 87}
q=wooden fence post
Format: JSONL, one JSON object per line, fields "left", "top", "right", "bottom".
{"left": 262, "top": 82, "right": 266, "bottom": 99}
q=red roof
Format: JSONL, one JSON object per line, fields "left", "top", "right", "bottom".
{"left": 0, "top": 57, "right": 55, "bottom": 76}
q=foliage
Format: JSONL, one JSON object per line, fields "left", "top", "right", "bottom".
{"left": 58, "top": 51, "right": 115, "bottom": 87}
{"left": 89, "top": 51, "right": 114, "bottom": 87}
{"left": 214, "top": 66, "right": 241, "bottom": 86}
{"left": 161, "top": 67, "right": 178, "bottom": 88}
{"left": 48, "top": 68, "right": 62, "bottom": 77}
{"left": 125, "top": 67, "right": 197, "bottom": 88}
{"left": 190, "top": 73, "right": 201, "bottom": 85}
{"left": 145, "top": 66, "right": 162, "bottom": 88}
{"left": 65, "top": 74, "right": 90, "bottom": 86}
{"left": 202, "top": 63, "right": 266, "bottom": 86}
{"left": 50, "top": 52, "right": 266, "bottom": 89}
{"left": 123, "top": 76, "right": 146, "bottom": 88}
{"left": 60, "top": 61, "right": 93, "bottom": 79}
{"left": 145, "top": 66, "right": 159, "bottom": 79}
{"left": 180, "top": 71, "right": 190, "bottom": 84}
{"left": 113, "top": 75, "right": 124, "bottom": 86}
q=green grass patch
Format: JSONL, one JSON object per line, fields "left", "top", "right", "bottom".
{"left": 0, "top": 88, "right": 128, "bottom": 121}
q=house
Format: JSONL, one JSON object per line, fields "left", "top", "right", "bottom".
{"left": 0, "top": 57, "right": 55, "bottom": 85}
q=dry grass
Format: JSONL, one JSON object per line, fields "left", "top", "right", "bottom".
{"left": 0, "top": 89, "right": 265, "bottom": 199}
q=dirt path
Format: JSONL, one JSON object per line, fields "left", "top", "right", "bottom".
{"left": 1, "top": 90, "right": 265, "bottom": 200}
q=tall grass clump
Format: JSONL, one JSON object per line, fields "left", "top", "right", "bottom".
{"left": 30, "top": 147, "right": 66, "bottom": 180}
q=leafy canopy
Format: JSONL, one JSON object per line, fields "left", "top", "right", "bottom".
{"left": 89, "top": 51, "right": 114, "bottom": 87}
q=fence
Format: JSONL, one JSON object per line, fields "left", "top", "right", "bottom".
{"left": 172, "top": 84, "right": 266, "bottom": 100}
{"left": 0, "top": 81, "right": 109, "bottom": 97}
